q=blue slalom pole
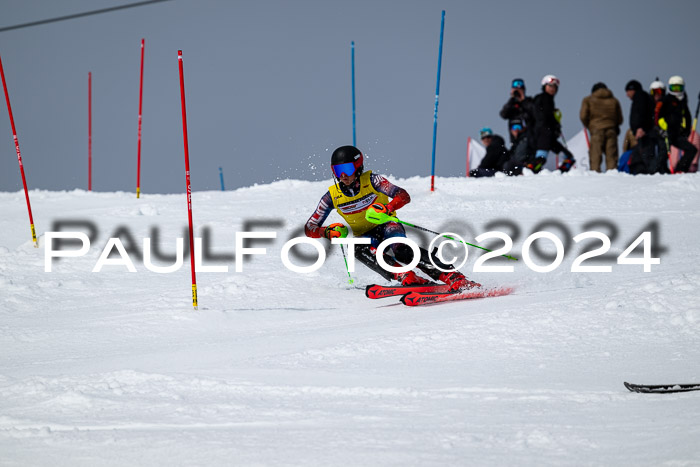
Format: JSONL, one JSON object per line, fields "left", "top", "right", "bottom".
{"left": 351, "top": 41, "right": 356, "bottom": 146}
{"left": 430, "top": 10, "right": 445, "bottom": 192}
{"left": 219, "top": 167, "right": 225, "bottom": 191}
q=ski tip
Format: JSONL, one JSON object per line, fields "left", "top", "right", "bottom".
{"left": 623, "top": 381, "right": 700, "bottom": 394}
{"left": 400, "top": 291, "right": 439, "bottom": 307}
{"left": 399, "top": 290, "right": 439, "bottom": 306}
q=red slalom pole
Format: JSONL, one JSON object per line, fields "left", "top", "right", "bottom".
{"left": 136, "top": 38, "right": 144, "bottom": 198}
{"left": 178, "top": 50, "right": 198, "bottom": 310}
{"left": 88, "top": 71, "right": 92, "bottom": 191}
{"left": 0, "top": 54, "right": 38, "bottom": 248}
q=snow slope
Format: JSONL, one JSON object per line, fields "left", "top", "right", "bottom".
{"left": 1, "top": 171, "right": 700, "bottom": 466}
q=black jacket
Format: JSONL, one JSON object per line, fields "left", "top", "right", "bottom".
{"left": 478, "top": 135, "right": 509, "bottom": 170}
{"left": 629, "top": 90, "right": 654, "bottom": 134}
{"left": 659, "top": 93, "right": 692, "bottom": 141}
{"left": 533, "top": 91, "right": 560, "bottom": 151}
{"left": 500, "top": 95, "right": 536, "bottom": 128}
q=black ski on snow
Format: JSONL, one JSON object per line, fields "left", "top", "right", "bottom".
{"left": 365, "top": 283, "right": 451, "bottom": 299}
{"left": 624, "top": 381, "right": 700, "bottom": 394}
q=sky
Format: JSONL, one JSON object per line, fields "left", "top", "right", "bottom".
{"left": 0, "top": 0, "right": 698, "bottom": 194}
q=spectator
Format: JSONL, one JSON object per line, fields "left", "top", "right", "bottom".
{"left": 649, "top": 77, "right": 666, "bottom": 127}
{"left": 618, "top": 129, "right": 638, "bottom": 173}
{"left": 500, "top": 78, "right": 536, "bottom": 144}
{"left": 625, "top": 79, "right": 666, "bottom": 174}
{"left": 579, "top": 82, "right": 623, "bottom": 172}
{"left": 659, "top": 75, "right": 697, "bottom": 173}
{"left": 531, "top": 75, "right": 576, "bottom": 173}
{"left": 503, "top": 118, "right": 530, "bottom": 176}
{"left": 622, "top": 128, "right": 637, "bottom": 152}
{"left": 626, "top": 80, "right": 654, "bottom": 137}
{"left": 470, "top": 127, "right": 509, "bottom": 178}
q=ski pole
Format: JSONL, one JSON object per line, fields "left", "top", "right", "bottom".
{"left": 689, "top": 91, "right": 700, "bottom": 143}
{"left": 339, "top": 243, "right": 354, "bottom": 284}
{"left": 666, "top": 134, "right": 674, "bottom": 174}
{"left": 365, "top": 210, "right": 518, "bottom": 261}
{"left": 557, "top": 130, "right": 569, "bottom": 168}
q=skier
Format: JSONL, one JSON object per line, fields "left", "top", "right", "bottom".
{"left": 304, "top": 145, "right": 479, "bottom": 292}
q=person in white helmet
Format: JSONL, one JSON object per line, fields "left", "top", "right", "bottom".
{"left": 659, "top": 76, "right": 696, "bottom": 173}
{"left": 529, "top": 75, "right": 576, "bottom": 173}
{"left": 649, "top": 77, "right": 666, "bottom": 127}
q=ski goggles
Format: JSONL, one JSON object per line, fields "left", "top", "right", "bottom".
{"left": 511, "top": 79, "right": 525, "bottom": 89}
{"left": 543, "top": 77, "right": 560, "bottom": 87}
{"left": 332, "top": 162, "right": 357, "bottom": 178}
{"left": 511, "top": 124, "right": 523, "bottom": 131}
{"left": 651, "top": 88, "right": 664, "bottom": 96}
{"left": 669, "top": 83, "right": 684, "bottom": 93}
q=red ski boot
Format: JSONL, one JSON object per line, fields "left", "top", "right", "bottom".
{"left": 438, "top": 271, "right": 481, "bottom": 292}
{"left": 395, "top": 270, "right": 429, "bottom": 286}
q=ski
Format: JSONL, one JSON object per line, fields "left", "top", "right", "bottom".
{"left": 624, "top": 382, "right": 700, "bottom": 394}
{"left": 365, "top": 283, "right": 452, "bottom": 299}
{"left": 400, "top": 286, "right": 514, "bottom": 307}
